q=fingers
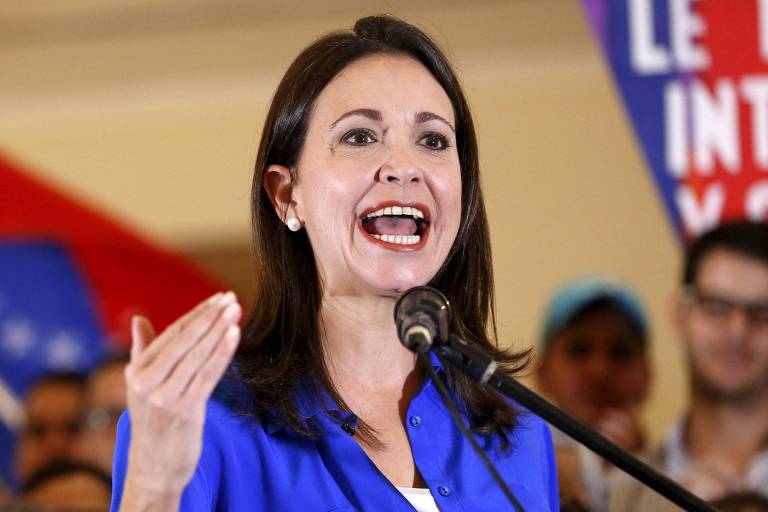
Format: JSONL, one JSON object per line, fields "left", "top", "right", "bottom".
{"left": 180, "top": 324, "right": 240, "bottom": 407}
{"left": 595, "top": 409, "right": 644, "bottom": 452}
{"left": 131, "top": 316, "right": 156, "bottom": 358}
{"left": 126, "top": 291, "right": 237, "bottom": 399}
{"left": 136, "top": 292, "right": 224, "bottom": 368}
{"left": 154, "top": 301, "right": 242, "bottom": 401}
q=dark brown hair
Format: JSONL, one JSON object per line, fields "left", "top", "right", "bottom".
{"left": 234, "top": 15, "right": 530, "bottom": 447}
{"left": 683, "top": 221, "right": 768, "bottom": 285}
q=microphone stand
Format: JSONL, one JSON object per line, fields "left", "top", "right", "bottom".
{"left": 433, "top": 334, "right": 716, "bottom": 512}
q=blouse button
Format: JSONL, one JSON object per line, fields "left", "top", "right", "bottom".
{"left": 437, "top": 486, "right": 450, "bottom": 497}
{"left": 409, "top": 415, "right": 422, "bottom": 427}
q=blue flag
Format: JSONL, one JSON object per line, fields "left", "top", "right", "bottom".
{"left": 0, "top": 240, "right": 105, "bottom": 486}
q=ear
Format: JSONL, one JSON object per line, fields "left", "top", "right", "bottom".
{"left": 672, "top": 288, "right": 689, "bottom": 342}
{"left": 534, "top": 354, "right": 552, "bottom": 393}
{"left": 635, "top": 354, "right": 653, "bottom": 403}
{"left": 263, "top": 164, "right": 296, "bottom": 222}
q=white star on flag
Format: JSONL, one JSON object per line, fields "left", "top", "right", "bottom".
{"left": 45, "top": 331, "right": 83, "bottom": 369}
{"left": 1, "top": 318, "right": 35, "bottom": 359}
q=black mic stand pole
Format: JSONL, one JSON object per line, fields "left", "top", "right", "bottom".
{"left": 433, "top": 334, "right": 716, "bottom": 512}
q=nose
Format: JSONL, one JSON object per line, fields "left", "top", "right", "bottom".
{"left": 725, "top": 308, "right": 750, "bottom": 345}
{"left": 44, "top": 429, "right": 78, "bottom": 458}
{"left": 377, "top": 147, "right": 422, "bottom": 186}
{"left": 584, "top": 351, "right": 613, "bottom": 382}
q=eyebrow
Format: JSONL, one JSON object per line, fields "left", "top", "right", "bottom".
{"left": 329, "top": 109, "right": 382, "bottom": 130}
{"left": 328, "top": 108, "right": 455, "bottom": 133}
{"left": 416, "top": 111, "right": 455, "bottom": 133}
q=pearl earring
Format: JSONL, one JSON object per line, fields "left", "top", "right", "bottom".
{"left": 286, "top": 218, "right": 301, "bottom": 232}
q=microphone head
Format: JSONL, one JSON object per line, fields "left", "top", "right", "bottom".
{"left": 394, "top": 286, "right": 451, "bottom": 353}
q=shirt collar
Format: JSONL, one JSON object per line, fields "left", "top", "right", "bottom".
{"left": 663, "top": 417, "right": 768, "bottom": 489}
{"left": 263, "top": 350, "right": 444, "bottom": 434}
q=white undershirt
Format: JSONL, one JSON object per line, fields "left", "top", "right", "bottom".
{"left": 396, "top": 487, "right": 440, "bottom": 512}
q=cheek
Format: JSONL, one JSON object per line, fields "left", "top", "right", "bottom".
{"left": 432, "top": 170, "right": 462, "bottom": 231}
{"left": 541, "top": 357, "right": 583, "bottom": 389}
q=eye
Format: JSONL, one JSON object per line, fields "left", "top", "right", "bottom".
{"left": 564, "top": 339, "right": 592, "bottom": 361}
{"left": 608, "top": 340, "right": 640, "bottom": 363}
{"left": 697, "top": 297, "right": 733, "bottom": 317}
{"left": 420, "top": 132, "right": 450, "bottom": 151}
{"left": 340, "top": 128, "right": 377, "bottom": 146}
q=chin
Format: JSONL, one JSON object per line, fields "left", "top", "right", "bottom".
{"left": 360, "top": 265, "right": 435, "bottom": 295}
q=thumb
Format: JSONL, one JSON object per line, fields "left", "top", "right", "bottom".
{"left": 130, "top": 315, "right": 156, "bottom": 358}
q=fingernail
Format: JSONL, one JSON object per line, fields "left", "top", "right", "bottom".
{"left": 130, "top": 316, "right": 139, "bottom": 342}
{"left": 208, "top": 292, "right": 223, "bottom": 304}
{"left": 222, "top": 302, "right": 240, "bottom": 320}
{"left": 219, "top": 291, "right": 236, "bottom": 305}
{"left": 225, "top": 325, "right": 240, "bottom": 345}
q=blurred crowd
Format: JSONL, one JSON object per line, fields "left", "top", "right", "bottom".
{"left": 0, "top": 220, "right": 766, "bottom": 512}
{"left": 0, "top": 356, "right": 127, "bottom": 511}
{"left": 543, "top": 221, "right": 768, "bottom": 512}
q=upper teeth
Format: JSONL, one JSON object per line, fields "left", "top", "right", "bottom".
{"left": 363, "top": 206, "right": 425, "bottom": 220}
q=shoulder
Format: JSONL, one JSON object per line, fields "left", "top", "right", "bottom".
{"left": 505, "top": 405, "right": 555, "bottom": 456}
{"left": 500, "top": 409, "right": 559, "bottom": 510}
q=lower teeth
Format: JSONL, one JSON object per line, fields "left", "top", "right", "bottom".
{"left": 372, "top": 234, "right": 421, "bottom": 245}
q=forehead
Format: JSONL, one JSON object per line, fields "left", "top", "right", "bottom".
{"left": 311, "top": 53, "right": 455, "bottom": 124}
{"left": 696, "top": 248, "right": 768, "bottom": 299}
{"left": 549, "top": 306, "right": 645, "bottom": 347}
{"left": 27, "top": 383, "right": 83, "bottom": 416}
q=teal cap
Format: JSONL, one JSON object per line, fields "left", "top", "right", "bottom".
{"left": 539, "top": 276, "right": 647, "bottom": 349}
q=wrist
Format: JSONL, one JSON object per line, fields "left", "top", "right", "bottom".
{"left": 120, "top": 473, "right": 183, "bottom": 512}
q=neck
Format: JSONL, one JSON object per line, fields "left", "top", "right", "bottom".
{"left": 320, "top": 292, "right": 420, "bottom": 396}
{"left": 685, "top": 390, "right": 768, "bottom": 467}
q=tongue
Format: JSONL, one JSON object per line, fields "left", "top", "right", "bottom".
{"left": 371, "top": 216, "right": 417, "bottom": 235}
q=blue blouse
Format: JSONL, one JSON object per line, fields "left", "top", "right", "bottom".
{"left": 111, "top": 359, "right": 559, "bottom": 511}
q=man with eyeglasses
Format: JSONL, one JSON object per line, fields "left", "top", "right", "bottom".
{"left": 73, "top": 354, "right": 129, "bottom": 475}
{"left": 612, "top": 221, "right": 768, "bottom": 510}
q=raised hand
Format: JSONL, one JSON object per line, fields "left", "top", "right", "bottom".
{"left": 119, "top": 292, "right": 241, "bottom": 511}
{"left": 594, "top": 408, "right": 646, "bottom": 454}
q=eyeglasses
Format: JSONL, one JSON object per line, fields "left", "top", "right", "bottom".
{"left": 684, "top": 286, "right": 768, "bottom": 329}
{"left": 24, "top": 421, "right": 81, "bottom": 439}
{"left": 83, "top": 407, "right": 124, "bottom": 432}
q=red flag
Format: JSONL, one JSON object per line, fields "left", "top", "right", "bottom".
{"left": 0, "top": 152, "right": 222, "bottom": 348}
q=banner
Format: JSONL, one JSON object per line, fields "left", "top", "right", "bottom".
{"left": 583, "top": 0, "right": 768, "bottom": 239}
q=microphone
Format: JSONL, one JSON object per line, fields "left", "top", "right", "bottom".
{"left": 393, "top": 286, "right": 451, "bottom": 353}
{"left": 395, "top": 286, "right": 497, "bottom": 383}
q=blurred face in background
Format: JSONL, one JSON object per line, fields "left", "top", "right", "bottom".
{"left": 16, "top": 380, "right": 85, "bottom": 482}
{"left": 677, "top": 249, "right": 768, "bottom": 403}
{"left": 73, "top": 360, "right": 128, "bottom": 474}
{"left": 536, "top": 305, "right": 650, "bottom": 426}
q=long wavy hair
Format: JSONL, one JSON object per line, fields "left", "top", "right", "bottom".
{"left": 234, "top": 15, "right": 530, "bottom": 447}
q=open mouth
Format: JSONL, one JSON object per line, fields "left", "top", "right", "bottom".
{"left": 359, "top": 204, "right": 429, "bottom": 248}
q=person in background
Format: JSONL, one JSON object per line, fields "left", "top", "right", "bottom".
{"left": 73, "top": 354, "right": 129, "bottom": 475}
{"left": 711, "top": 491, "right": 768, "bottom": 512}
{"left": 14, "top": 373, "right": 86, "bottom": 485}
{"left": 20, "top": 460, "right": 111, "bottom": 511}
{"left": 536, "top": 276, "right": 651, "bottom": 511}
{"left": 612, "top": 221, "right": 768, "bottom": 510}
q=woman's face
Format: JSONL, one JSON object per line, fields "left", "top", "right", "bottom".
{"left": 292, "top": 54, "right": 462, "bottom": 297}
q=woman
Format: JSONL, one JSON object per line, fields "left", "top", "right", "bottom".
{"left": 112, "top": 16, "right": 558, "bottom": 511}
